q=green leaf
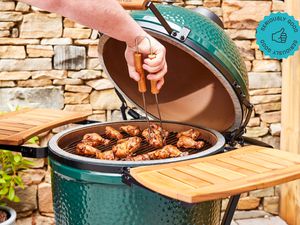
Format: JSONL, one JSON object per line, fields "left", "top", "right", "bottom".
{"left": 0, "top": 179, "right": 5, "bottom": 184}
{"left": 12, "top": 195, "right": 20, "bottom": 203}
{"left": 0, "top": 187, "right": 8, "bottom": 195}
{"left": 27, "top": 136, "right": 39, "bottom": 144}
{"left": 14, "top": 176, "right": 23, "bottom": 187}
{"left": 8, "top": 186, "right": 15, "bottom": 201}
{"left": 23, "top": 159, "right": 34, "bottom": 166}
{"left": 14, "top": 154, "right": 21, "bottom": 163}
{"left": 3, "top": 174, "right": 11, "bottom": 181}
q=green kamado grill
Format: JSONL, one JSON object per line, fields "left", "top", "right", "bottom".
{"left": 47, "top": 1, "right": 253, "bottom": 225}
{"left": 0, "top": 1, "right": 252, "bottom": 225}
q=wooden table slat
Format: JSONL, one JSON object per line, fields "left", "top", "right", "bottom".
{"left": 209, "top": 160, "right": 257, "bottom": 176}
{"left": 217, "top": 157, "right": 270, "bottom": 173}
{"left": 160, "top": 168, "right": 210, "bottom": 188}
{"left": 130, "top": 146, "right": 300, "bottom": 203}
{"left": 231, "top": 154, "right": 285, "bottom": 169}
{"left": 0, "top": 108, "right": 90, "bottom": 145}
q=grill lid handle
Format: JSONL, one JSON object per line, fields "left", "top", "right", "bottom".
{"left": 118, "top": 0, "right": 150, "bottom": 10}
{"left": 117, "top": 1, "right": 191, "bottom": 42}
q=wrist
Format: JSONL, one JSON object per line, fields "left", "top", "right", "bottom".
{"left": 126, "top": 31, "right": 148, "bottom": 49}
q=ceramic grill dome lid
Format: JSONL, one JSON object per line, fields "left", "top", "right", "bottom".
{"left": 98, "top": 3, "right": 252, "bottom": 143}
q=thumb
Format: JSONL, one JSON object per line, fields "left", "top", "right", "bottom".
{"left": 279, "top": 28, "right": 285, "bottom": 34}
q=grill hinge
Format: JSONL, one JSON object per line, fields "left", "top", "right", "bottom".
{"left": 225, "top": 81, "right": 254, "bottom": 146}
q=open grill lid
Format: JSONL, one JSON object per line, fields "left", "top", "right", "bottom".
{"left": 98, "top": 3, "right": 252, "bottom": 143}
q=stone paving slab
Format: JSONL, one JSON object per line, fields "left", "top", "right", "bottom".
{"left": 233, "top": 210, "right": 271, "bottom": 220}
{"left": 234, "top": 216, "right": 287, "bottom": 225}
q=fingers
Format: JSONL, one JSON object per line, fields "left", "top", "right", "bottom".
{"left": 143, "top": 60, "right": 165, "bottom": 73}
{"left": 128, "top": 67, "right": 140, "bottom": 82}
{"left": 157, "top": 78, "right": 165, "bottom": 90}
{"left": 144, "top": 50, "right": 165, "bottom": 67}
{"left": 147, "top": 63, "right": 167, "bottom": 81}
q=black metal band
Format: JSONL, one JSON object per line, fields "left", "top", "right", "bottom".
{"left": 0, "top": 144, "right": 48, "bottom": 158}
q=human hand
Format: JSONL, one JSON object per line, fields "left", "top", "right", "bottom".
{"left": 125, "top": 34, "right": 167, "bottom": 90}
{"left": 272, "top": 28, "right": 287, "bottom": 43}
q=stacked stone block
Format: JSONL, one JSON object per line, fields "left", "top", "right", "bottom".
{"left": 0, "top": 0, "right": 285, "bottom": 224}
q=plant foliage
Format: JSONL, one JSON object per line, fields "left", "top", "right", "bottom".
{"left": 0, "top": 151, "right": 32, "bottom": 204}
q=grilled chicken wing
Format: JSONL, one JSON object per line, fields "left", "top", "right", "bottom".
{"left": 112, "top": 137, "right": 142, "bottom": 158}
{"left": 126, "top": 145, "right": 187, "bottom": 161}
{"left": 105, "top": 126, "right": 123, "bottom": 140}
{"left": 120, "top": 125, "right": 141, "bottom": 136}
{"left": 177, "top": 129, "right": 201, "bottom": 140}
{"left": 76, "top": 143, "right": 99, "bottom": 156}
{"left": 142, "top": 123, "right": 169, "bottom": 148}
{"left": 177, "top": 136, "right": 205, "bottom": 149}
{"left": 82, "top": 133, "right": 110, "bottom": 146}
{"left": 126, "top": 153, "right": 151, "bottom": 161}
{"left": 95, "top": 150, "right": 116, "bottom": 160}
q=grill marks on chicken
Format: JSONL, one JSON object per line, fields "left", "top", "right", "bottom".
{"left": 76, "top": 143, "right": 99, "bottom": 156}
{"left": 142, "top": 124, "right": 169, "bottom": 148}
{"left": 82, "top": 133, "right": 110, "bottom": 146}
{"left": 105, "top": 126, "right": 123, "bottom": 140}
{"left": 112, "top": 137, "right": 142, "bottom": 158}
{"left": 177, "top": 136, "right": 205, "bottom": 149}
{"left": 177, "top": 129, "right": 201, "bottom": 140}
{"left": 120, "top": 125, "right": 141, "bottom": 136}
{"left": 127, "top": 145, "right": 188, "bottom": 161}
{"left": 96, "top": 150, "right": 116, "bottom": 160}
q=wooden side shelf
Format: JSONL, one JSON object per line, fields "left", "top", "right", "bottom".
{"left": 131, "top": 145, "right": 300, "bottom": 203}
{"left": 0, "top": 108, "right": 90, "bottom": 146}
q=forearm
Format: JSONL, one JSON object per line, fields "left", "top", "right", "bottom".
{"left": 19, "top": 0, "right": 146, "bottom": 46}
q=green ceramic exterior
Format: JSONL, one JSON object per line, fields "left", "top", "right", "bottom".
{"left": 50, "top": 158, "right": 221, "bottom": 225}
{"left": 131, "top": 4, "right": 248, "bottom": 97}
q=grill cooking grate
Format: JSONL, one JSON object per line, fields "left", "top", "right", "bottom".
{"left": 63, "top": 132, "right": 212, "bottom": 160}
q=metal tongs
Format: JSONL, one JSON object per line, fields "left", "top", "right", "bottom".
{"left": 134, "top": 36, "right": 165, "bottom": 140}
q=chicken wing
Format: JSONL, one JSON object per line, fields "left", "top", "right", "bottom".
{"left": 177, "top": 129, "right": 201, "bottom": 140}
{"left": 177, "top": 136, "right": 205, "bottom": 149}
{"left": 142, "top": 123, "right": 169, "bottom": 148}
{"left": 76, "top": 143, "right": 99, "bottom": 156}
{"left": 126, "top": 145, "right": 187, "bottom": 161}
{"left": 120, "top": 125, "right": 141, "bottom": 136}
{"left": 95, "top": 150, "right": 116, "bottom": 160}
{"left": 105, "top": 126, "right": 123, "bottom": 140}
{"left": 81, "top": 133, "right": 110, "bottom": 147}
{"left": 112, "top": 137, "right": 142, "bottom": 158}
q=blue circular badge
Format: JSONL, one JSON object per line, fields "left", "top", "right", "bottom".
{"left": 256, "top": 12, "right": 300, "bottom": 59}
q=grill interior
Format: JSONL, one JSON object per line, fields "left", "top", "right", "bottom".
{"left": 63, "top": 131, "right": 212, "bottom": 160}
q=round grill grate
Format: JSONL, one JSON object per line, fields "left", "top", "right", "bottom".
{"left": 62, "top": 131, "right": 212, "bottom": 160}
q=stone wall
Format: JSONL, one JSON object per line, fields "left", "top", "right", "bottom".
{"left": 0, "top": 0, "right": 285, "bottom": 224}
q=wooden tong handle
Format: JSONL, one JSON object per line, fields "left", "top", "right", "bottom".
{"left": 134, "top": 52, "right": 147, "bottom": 93}
{"left": 150, "top": 80, "right": 159, "bottom": 94}
{"left": 117, "top": 0, "right": 150, "bottom": 10}
{"left": 148, "top": 54, "right": 159, "bottom": 94}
